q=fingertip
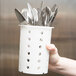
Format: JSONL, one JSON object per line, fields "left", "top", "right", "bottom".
{"left": 46, "top": 44, "right": 57, "bottom": 54}
{"left": 46, "top": 44, "right": 55, "bottom": 50}
{"left": 46, "top": 44, "right": 51, "bottom": 51}
{"left": 46, "top": 45, "right": 49, "bottom": 49}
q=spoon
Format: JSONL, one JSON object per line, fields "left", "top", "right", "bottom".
{"left": 37, "top": 1, "right": 44, "bottom": 26}
{"left": 32, "top": 8, "right": 38, "bottom": 25}
{"left": 21, "top": 9, "right": 28, "bottom": 23}
{"left": 27, "top": 3, "right": 34, "bottom": 24}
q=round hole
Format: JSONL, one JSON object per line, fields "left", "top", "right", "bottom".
{"left": 28, "top": 52, "right": 30, "bottom": 55}
{"left": 27, "top": 66, "right": 29, "bottom": 69}
{"left": 39, "top": 52, "right": 41, "bottom": 56}
{"left": 40, "top": 38, "right": 43, "bottom": 41}
{"left": 27, "top": 45, "right": 30, "bottom": 47}
{"left": 41, "top": 32, "right": 43, "bottom": 35}
{"left": 28, "top": 30, "right": 31, "bottom": 33}
{"left": 27, "top": 59, "right": 30, "bottom": 62}
{"left": 38, "top": 60, "right": 40, "bottom": 62}
{"left": 28, "top": 38, "right": 31, "bottom": 40}
{"left": 39, "top": 45, "right": 42, "bottom": 48}
{"left": 37, "top": 67, "right": 40, "bottom": 70}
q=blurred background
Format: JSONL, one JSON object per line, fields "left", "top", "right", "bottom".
{"left": 0, "top": 0, "right": 76, "bottom": 76}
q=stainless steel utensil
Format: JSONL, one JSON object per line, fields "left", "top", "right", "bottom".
{"left": 51, "top": 4, "right": 56, "bottom": 12}
{"left": 41, "top": 6, "right": 51, "bottom": 26}
{"left": 51, "top": 7, "right": 58, "bottom": 24}
{"left": 41, "top": 8, "right": 46, "bottom": 26}
{"left": 32, "top": 8, "right": 38, "bottom": 25}
{"left": 15, "top": 8, "right": 25, "bottom": 23}
{"left": 45, "top": 6, "right": 51, "bottom": 24}
{"left": 15, "top": 2, "right": 58, "bottom": 27}
{"left": 37, "top": 1, "right": 44, "bottom": 26}
{"left": 48, "top": 12, "right": 54, "bottom": 26}
{"left": 40, "top": 1, "right": 43, "bottom": 9}
{"left": 21, "top": 9, "right": 28, "bottom": 22}
{"left": 48, "top": 4, "right": 58, "bottom": 26}
{"left": 27, "top": 3, "right": 33, "bottom": 20}
{"left": 49, "top": 4, "right": 56, "bottom": 22}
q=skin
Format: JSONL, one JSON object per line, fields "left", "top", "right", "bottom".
{"left": 46, "top": 44, "right": 76, "bottom": 76}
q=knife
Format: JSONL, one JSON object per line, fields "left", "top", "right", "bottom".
{"left": 51, "top": 7, "right": 58, "bottom": 24}
{"left": 48, "top": 4, "right": 58, "bottom": 26}
{"left": 15, "top": 8, "right": 25, "bottom": 23}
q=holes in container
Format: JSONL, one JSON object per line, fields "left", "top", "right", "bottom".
{"left": 39, "top": 52, "right": 41, "bottom": 56}
{"left": 37, "top": 67, "right": 40, "bottom": 70}
{"left": 28, "top": 30, "right": 31, "bottom": 33}
{"left": 27, "top": 66, "right": 29, "bottom": 69}
{"left": 40, "top": 38, "right": 43, "bottom": 41}
{"left": 27, "top": 45, "right": 30, "bottom": 47}
{"left": 41, "top": 32, "right": 43, "bottom": 35}
{"left": 28, "top": 52, "right": 30, "bottom": 55}
{"left": 28, "top": 37, "right": 31, "bottom": 41}
{"left": 38, "top": 60, "right": 40, "bottom": 62}
{"left": 27, "top": 59, "right": 30, "bottom": 62}
{"left": 39, "top": 45, "right": 42, "bottom": 48}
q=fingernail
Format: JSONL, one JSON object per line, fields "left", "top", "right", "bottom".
{"left": 46, "top": 45, "right": 51, "bottom": 50}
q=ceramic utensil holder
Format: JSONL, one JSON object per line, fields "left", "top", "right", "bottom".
{"left": 18, "top": 25, "right": 54, "bottom": 75}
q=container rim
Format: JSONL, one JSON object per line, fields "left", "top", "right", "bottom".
{"left": 19, "top": 25, "right": 54, "bottom": 29}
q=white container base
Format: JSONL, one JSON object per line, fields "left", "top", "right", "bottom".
{"left": 18, "top": 25, "right": 54, "bottom": 75}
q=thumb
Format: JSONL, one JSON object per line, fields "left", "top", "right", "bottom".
{"left": 46, "top": 44, "right": 58, "bottom": 54}
{"left": 46, "top": 44, "right": 60, "bottom": 64}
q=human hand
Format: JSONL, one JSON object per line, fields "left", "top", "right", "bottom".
{"left": 46, "top": 44, "right": 76, "bottom": 76}
{"left": 46, "top": 44, "right": 60, "bottom": 71}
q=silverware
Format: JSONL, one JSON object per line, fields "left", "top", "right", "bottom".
{"left": 15, "top": 8, "right": 25, "bottom": 23}
{"left": 41, "top": 6, "right": 51, "bottom": 26}
{"left": 37, "top": 8, "right": 42, "bottom": 25}
{"left": 49, "top": 4, "right": 56, "bottom": 22}
{"left": 37, "top": 1, "right": 44, "bottom": 26}
{"left": 21, "top": 3, "right": 38, "bottom": 25}
{"left": 51, "top": 4, "right": 57, "bottom": 12}
{"left": 20, "top": 21, "right": 28, "bottom": 25}
{"left": 21, "top": 9, "right": 28, "bottom": 23}
{"left": 15, "top": 2, "right": 58, "bottom": 27}
{"left": 27, "top": 3, "right": 33, "bottom": 20}
{"left": 45, "top": 6, "right": 51, "bottom": 24}
{"left": 41, "top": 8, "right": 46, "bottom": 26}
{"left": 27, "top": 3, "right": 34, "bottom": 24}
{"left": 27, "top": 3, "right": 39, "bottom": 25}
{"left": 48, "top": 12, "right": 54, "bottom": 26}
{"left": 44, "top": 15, "right": 48, "bottom": 26}
{"left": 32, "top": 8, "right": 38, "bottom": 25}
{"left": 48, "top": 4, "right": 58, "bottom": 26}
{"left": 40, "top": 1, "right": 43, "bottom": 10}
{"left": 51, "top": 7, "right": 58, "bottom": 24}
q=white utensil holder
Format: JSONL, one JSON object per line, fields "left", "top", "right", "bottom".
{"left": 18, "top": 25, "right": 54, "bottom": 75}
